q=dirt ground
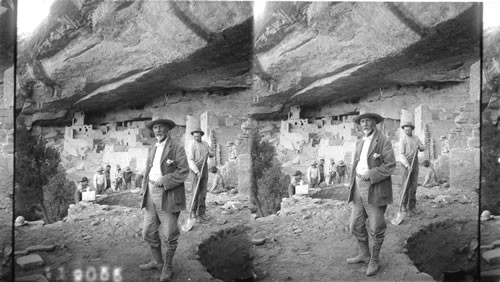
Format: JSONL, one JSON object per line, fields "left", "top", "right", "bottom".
{"left": 11, "top": 182, "right": 478, "bottom": 282}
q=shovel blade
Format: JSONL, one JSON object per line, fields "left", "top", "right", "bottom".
{"left": 391, "top": 211, "right": 406, "bottom": 225}
{"left": 180, "top": 217, "right": 195, "bottom": 232}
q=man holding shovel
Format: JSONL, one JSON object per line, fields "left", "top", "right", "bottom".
{"left": 399, "top": 122, "right": 425, "bottom": 216}
{"left": 187, "top": 128, "right": 214, "bottom": 223}
{"left": 346, "top": 110, "right": 396, "bottom": 276}
{"left": 139, "top": 116, "right": 189, "bottom": 282}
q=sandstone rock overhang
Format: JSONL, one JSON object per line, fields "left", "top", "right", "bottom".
{"left": 16, "top": 0, "right": 253, "bottom": 126}
{"left": 252, "top": 2, "right": 481, "bottom": 120}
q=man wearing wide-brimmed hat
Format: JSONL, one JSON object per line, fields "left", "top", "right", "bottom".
{"left": 307, "top": 160, "right": 319, "bottom": 188}
{"left": 187, "top": 128, "right": 214, "bottom": 223}
{"left": 399, "top": 121, "right": 425, "bottom": 216}
{"left": 326, "top": 158, "right": 337, "bottom": 185}
{"left": 346, "top": 110, "right": 396, "bottom": 276}
{"left": 336, "top": 160, "right": 348, "bottom": 184}
{"left": 139, "top": 116, "right": 189, "bottom": 282}
{"left": 93, "top": 167, "right": 107, "bottom": 194}
{"left": 123, "top": 166, "right": 134, "bottom": 190}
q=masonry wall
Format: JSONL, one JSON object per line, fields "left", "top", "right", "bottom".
{"left": 448, "top": 61, "right": 480, "bottom": 192}
{"left": 274, "top": 62, "right": 479, "bottom": 189}
{"left": 0, "top": 67, "right": 13, "bottom": 211}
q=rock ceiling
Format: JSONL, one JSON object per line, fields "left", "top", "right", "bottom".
{"left": 253, "top": 2, "right": 481, "bottom": 119}
{"left": 15, "top": 1, "right": 481, "bottom": 125}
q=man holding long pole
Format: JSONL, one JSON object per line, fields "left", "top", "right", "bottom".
{"left": 187, "top": 128, "right": 213, "bottom": 223}
{"left": 399, "top": 122, "right": 425, "bottom": 217}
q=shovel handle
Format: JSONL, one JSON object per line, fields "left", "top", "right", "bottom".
{"left": 188, "top": 154, "right": 208, "bottom": 218}
{"left": 398, "top": 152, "right": 418, "bottom": 210}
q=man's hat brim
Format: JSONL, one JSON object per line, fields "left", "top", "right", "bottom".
{"left": 191, "top": 129, "right": 205, "bottom": 136}
{"left": 353, "top": 113, "right": 383, "bottom": 124}
{"left": 401, "top": 124, "right": 415, "bottom": 130}
{"left": 146, "top": 119, "right": 176, "bottom": 130}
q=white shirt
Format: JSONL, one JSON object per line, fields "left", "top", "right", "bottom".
{"left": 93, "top": 173, "right": 106, "bottom": 188}
{"left": 149, "top": 137, "right": 168, "bottom": 182}
{"left": 187, "top": 140, "right": 210, "bottom": 173}
{"left": 307, "top": 166, "right": 319, "bottom": 183}
{"left": 356, "top": 132, "right": 374, "bottom": 175}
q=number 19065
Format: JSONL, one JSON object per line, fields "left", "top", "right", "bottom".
{"left": 45, "top": 266, "right": 123, "bottom": 282}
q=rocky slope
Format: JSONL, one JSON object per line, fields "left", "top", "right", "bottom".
{"left": 12, "top": 183, "right": 479, "bottom": 281}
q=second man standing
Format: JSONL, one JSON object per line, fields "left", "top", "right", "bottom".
{"left": 187, "top": 128, "right": 213, "bottom": 223}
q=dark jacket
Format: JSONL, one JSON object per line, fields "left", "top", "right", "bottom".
{"left": 141, "top": 137, "right": 189, "bottom": 212}
{"left": 347, "top": 130, "right": 396, "bottom": 206}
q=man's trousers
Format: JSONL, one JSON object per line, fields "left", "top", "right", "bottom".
{"left": 349, "top": 177, "right": 387, "bottom": 244}
{"left": 401, "top": 160, "right": 419, "bottom": 210}
{"left": 142, "top": 183, "right": 180, "bottom": 249}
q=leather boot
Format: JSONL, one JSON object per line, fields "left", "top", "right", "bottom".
{"left": 346, "top": 240, "right": 370, "bottom": 264}
{"left": 139, "top": 246, "right": 163, "bottom": 270}
{"left": 160, "top": 245, "right": 176, "bottom": 282}
{"left": 366, "top": 241, "right": 382, "bottom": 276}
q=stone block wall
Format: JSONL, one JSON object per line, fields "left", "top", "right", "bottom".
{"left": 447, "top": 61, "right": 480, "bottom": 192}
{"left": 237, "top": 153, "right": 251, "bottom": 195}
{"left": 221, "top": 159, "right": 238, "bottom": 187}
{"left": 449, "top": 148, "right": 480, "bottom": 191}
{"left": 0, "top": 67, "right": 13, "bottom": 211}
{"left": 213, "top": 126, "right": 243, "bottom": 165}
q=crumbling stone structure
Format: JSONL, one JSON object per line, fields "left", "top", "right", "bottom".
{"left": 0, "top": 66, "right": 13, "bottom": 211}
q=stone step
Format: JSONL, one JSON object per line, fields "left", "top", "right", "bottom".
{"left": 16, "top": 254, "right": 44, "bottom": 270}
{"left": 482, "top": 248, "right": 500, "bottom": 265}
{"left": 15, "top": 273, "right": 49, "bottom": 282}
{"left": 25, "top": 244, "right": 56, "bottom": 253}
{"left": 2, "top": 144, "right": 13, "bottom": 154}
{"left": 481, "top": 268, "right": 500, "bottom": 279}
{"left": 14, "top": 250, "right": 29, "bottom": 256}
{"left": 481, "top": 245, "right": 495, "bottom": 251}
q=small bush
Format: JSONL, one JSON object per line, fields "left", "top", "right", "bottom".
{"left": 15, "top": 127, "right": 71, "bottom": 223}
{"left": 257, "top": 165, "right": 290, "bottom": 215}
{"left": 44, "top": 170, "right": 76, "bottom": 221}
{"left": 481, "top": 121, "right": 500, "bottom": 214}
{"left": 251, "top": 133, "right": 290, "bottom": 216}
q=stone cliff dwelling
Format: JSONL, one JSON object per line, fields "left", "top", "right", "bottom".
{"left": 7, "top": 1, "right": 487, "bottom": 281}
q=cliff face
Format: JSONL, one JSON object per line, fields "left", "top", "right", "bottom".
{"left": 16, "top": 0, "right": 253, "bottom": 125}
{"left": 15, "top": 2, "right": 480, "bottom": 125}
{"left": 253, "top": 2, "right": 481, "bottom": 119}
